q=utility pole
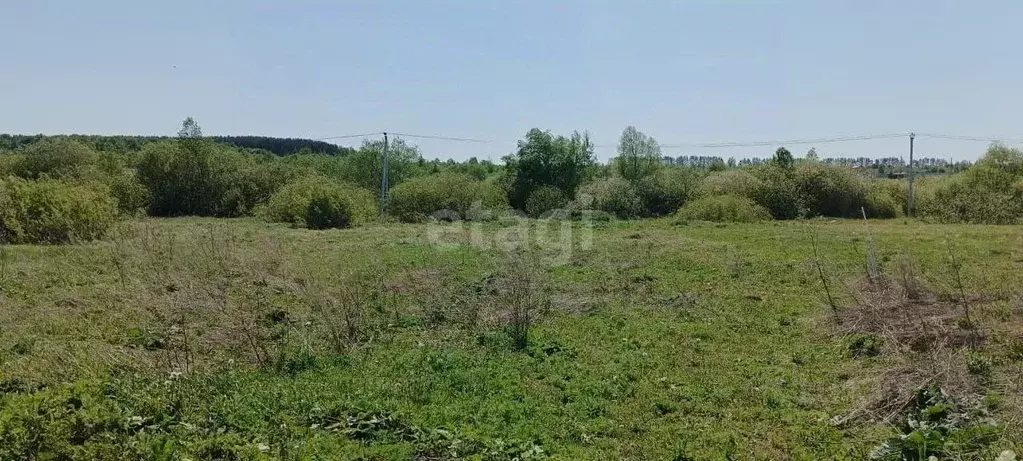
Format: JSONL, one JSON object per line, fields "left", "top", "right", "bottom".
{"left": 907, "top": 132, "right": 915, "bottom": 218}
{"left": 380, "top": 132, "right": 389, "bottom": 215}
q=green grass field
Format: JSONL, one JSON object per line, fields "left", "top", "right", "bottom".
{"left": 1, "top": 217, "right": 1021, "bottom": 460}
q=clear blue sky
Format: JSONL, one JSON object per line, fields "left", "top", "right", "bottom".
{"left": 4, "top": 1, "right": 1021, "bottom": 162}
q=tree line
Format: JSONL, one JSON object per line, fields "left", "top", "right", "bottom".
{"left": 0, "top": 133, "right": 349, "bottom": 157}
{"left": 1, "top": 119, "right": 1020, "bottom": 244}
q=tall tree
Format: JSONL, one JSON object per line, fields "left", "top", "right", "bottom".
{"left": 505, "top": 128, "right": 595, "bottom": 209}
{"left": 339, "top": 136, "right": 422, "bottom": 191}
{"left": 177, "top": 117, "right": 202, "bottom": 139}
{"left": 615, "top": 126, "right": 662, "bottom": 181}
{"left": 773, "top": 147, "right": 794, "bottom": 169}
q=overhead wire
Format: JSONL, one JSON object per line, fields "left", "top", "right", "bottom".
{"left": 311, "top": 131, "right": 1023, "bottom": 150}
{"left": 915, "top": 133, "right": 1023, "bottom": 144}
{"left": 313, "top": 132, "right": 382, "bottom": 141}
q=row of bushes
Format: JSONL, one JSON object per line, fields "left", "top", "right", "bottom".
{"left": 572, "top": 144, "right": 1022, "bottom": 224}
{"left": 2, "top": 134, "right": 1021, "bottom": 244}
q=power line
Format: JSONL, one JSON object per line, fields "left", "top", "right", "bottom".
{"left": 313, "top": 132, "right": 382, "bottom": 141}
{"left": 311, "top": 130, "right": 1023, "bottom": 149}
{"left": 660, "top": 133, "right": 909, "bottom": 149}
{"left": 388, "top": 132, "right": 513, "bottom": 144}
{"left": 915, "top": 133, "right": 1023, "bottom": 144}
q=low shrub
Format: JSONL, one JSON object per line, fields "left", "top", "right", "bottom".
{"left": 306, "top": 192, "right": 354, "bottom": 230}
{"left": 699, "top": 170, "right": 765, "bottom": 199}
{"left": 577, "top": 177, "right": 642, "bottom": 219}
{"left": 0, "top": 153, "right": 24, "bottom": 177}
{"left": 9, "top": 138, "right": 99, "bottom": 180}
{"left": 675, "top": 195, "right": 772, "bottom": 223}
{"left": 0, "top": 177, "right": 118, "bottom": 244}
{"left": 104, "top": 171, "right": 150, "bottom": 216}
{"left": 635, "top": 168, "right": 702, "bottom": 216}
{"left": 220, "top": 159, "right": 304, "bottom": 217}
{"left": 524, "top": 186, "right": 568, "bottom": 218}
{"left": 748, "top": 165, "right": 801, "bottom": 219}
{"left": 916, "top": 145, "right": 1023, "bottom": 224}
{"left": 259, "top": 176, "right": 375, "bottom": 228}
{"left": 864, "top": 189, "right": 903, "bottom": 219}
{"left": 138, "top": 140, "right": 298, "bottom": 217}
{"left": 696, "top": 166, "right": 800, "bottom": 219}
{"left": 794, "top": 162, "right": 868, "bottom": 218}
{"left": 386, "top": 172, "right": 508, "bottom": 222}
{"left": 869, "top": 179, "right": 908, "bottom": 216}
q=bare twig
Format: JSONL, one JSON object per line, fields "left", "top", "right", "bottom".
{"left": 861, "top": 207, "right": 880, "bottom": 283}
{"left": 809, "top": 224, "right": 838, "bottom": 313}
{"left": 945, "top": 239, "right": 973, "bottom": 329}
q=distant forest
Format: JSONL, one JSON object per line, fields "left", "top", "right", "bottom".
{"left": 0, "top": 134, "right": 352, "bottom": 156}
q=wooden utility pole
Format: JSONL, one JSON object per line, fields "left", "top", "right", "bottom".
{"left": 380, "top": 132, "right": 389, "bottom": 215}
{"left": 907, "top": 132, "right": 915, "bottom": 218}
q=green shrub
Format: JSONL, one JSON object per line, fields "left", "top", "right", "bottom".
{"left": 848, "top": 333, "right": 882, "bottom": 357}
{"left": 10, "top": 138, "right": 99, "bottom": 179}
{"left": 916, "top": 145, "right": 1023, "bottom": 224}
{"left": 864, "top": 189, "right": 903, "bottom": 219}
{"left": 137, "top": 140, "right": 232, "bottom": 216}
{"left": 220, "top": 159, "right": 305, "bottom": 217}
{"left": 675, "top": 195, "right": 772, "bottom": 223}
{"left": 387, "top": 172, "right": 508, "bottom": 222}
{"left": 524, "top": 186, "right": 569, "bottom": 218}
{"left": 699, "top": 170, "right": 765, "bottom": 199}
{"left": 870, "top": 179, "right": 908, "bottom": 216}
{"left": 0, "top": 177, "right": 118, "bottom": 244}
{"left": 748, "top": 165, "right": 801, "bottom": 220}
{"left": 306, "top": 193, "right": 353, "bottom": 229}
{"left": 635, "top": 168, "right": 702, "bottom": 216}
{"left": 696, "top": 166, "right": 800, "bottom": 220}
{"left": 0, "top": 153, "right": 23, "bottom": 177}
{"left": 137, "top": 140, "right": 296, "bottom": 217}
{"left": 794, "top": 162, "right": 868, "bottom": 218}
{"left": 260, "top": 176, "right": 376, "bottom": 228}
{"left": 578, "top": 177, "right": 642, "bottom": 219}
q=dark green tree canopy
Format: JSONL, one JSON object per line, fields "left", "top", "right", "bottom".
{"left": 505, "top": 128, "right": 595, "bottom": 209}
{"left": 773, "top": 147, "right": 794, "bottom": 169}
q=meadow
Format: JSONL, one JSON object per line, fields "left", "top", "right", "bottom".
{"left": 1, "top": 215, "right": 1021, "bottom": 460}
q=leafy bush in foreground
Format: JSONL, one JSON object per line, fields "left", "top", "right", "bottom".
{"left": 260, "top": 176, "right": 376, "bottom": 228}
{"left": 578, "top": 177, "right": 642, "bottom": 219}
{"left": 387, "top": 172, "right": 508, "bottom": 222}
{"left": 0, "top": 177, "right": 117, "bottom": 244}
{"left": 675, "top": 195, "right": 771, "bottom": 223}
{"left": 0, "top": 153, "right": 20, "bottom": 177}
